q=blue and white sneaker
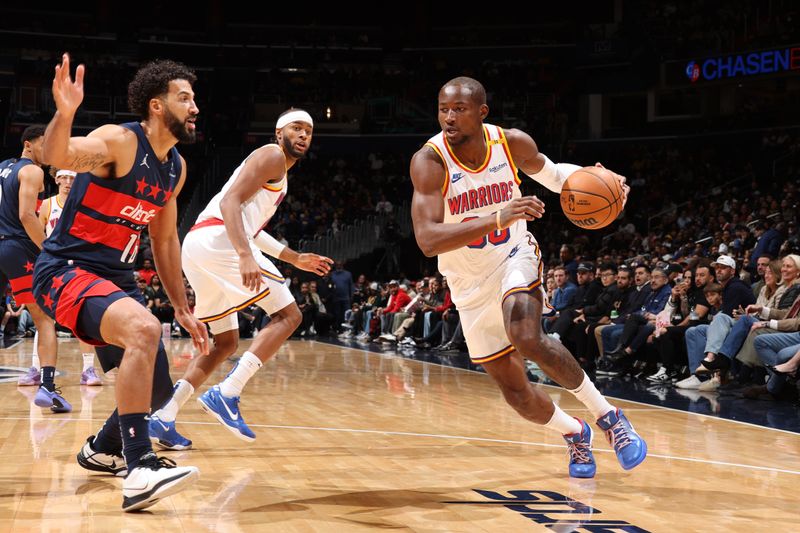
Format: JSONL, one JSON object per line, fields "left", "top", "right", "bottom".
{"left": 197, "top": 386, "right": 255, "bottom": 442}
{"left": 149, "top": 414, "right": 193, "bottom": 451}
{"left": 34, "top": 386, "right": 72, "bottom": 413}
{"left": 596, "top": 408, "right": 647, "bottom": 470}
{"left": 563, "top": 419, "right": 596, "bottom": 478}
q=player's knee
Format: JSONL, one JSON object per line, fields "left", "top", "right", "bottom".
{"left": 215, "top": 333, "right": 238, "bottom": 356}
{"left": 281, "top": 304, "right": 302, "bottom": 330}
{"left": 508, "top": 327, "right": 545, "bottom": 356}
{"left": 129, "top": 313, "right": 162, "bottom": 350}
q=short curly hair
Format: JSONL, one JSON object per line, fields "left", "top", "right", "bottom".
{"left": 127, "top": 60, "right": 197, "bottom": 120}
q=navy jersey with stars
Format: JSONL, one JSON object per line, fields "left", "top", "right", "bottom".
{"left": 41, "top": 122, "right": 181, "bottom": 279}
{"left": 0, "top": 157, "right": 39, "bottom": 240}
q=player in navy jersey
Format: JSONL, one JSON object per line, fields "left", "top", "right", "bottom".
{"left": 0, "top": 125, "right": 69, "bottom": 412}
{"left": 37, "top": 53, "right": 208, "bottom": 512}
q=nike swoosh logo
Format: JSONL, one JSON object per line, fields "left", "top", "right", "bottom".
{"left": 157, "top": 420, "right": 169, "bottom": 431}
{"left": 221, "top": 395, "right": 239, "bottom": 421}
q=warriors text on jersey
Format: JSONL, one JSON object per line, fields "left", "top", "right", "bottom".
{"left": 425, "top": 124, "right": 534, "bottom": 281}
{"left": 195, "top": 144, "right": 286, "bottom": 238}
{"left": 40, "top": 122, "right": 181, "bottom": 277}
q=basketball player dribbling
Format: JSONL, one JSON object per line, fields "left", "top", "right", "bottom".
{"left": 0, "top": 126, "right": 69, "bottom": 412}
{"left": 410, "top": 77, "right": 647, "bottom": 478}
{"left": 36, "top": 53, "right": 208, "bottom": 511}
{"left": 149, "top": 108, "right": 332, "bottom": 444}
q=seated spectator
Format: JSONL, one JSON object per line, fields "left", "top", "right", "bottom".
{"left": 150, "top": 274, "right": 174, "bottom": 325}
{"left": 544, "top": 266, "right": 577, "bottom": 333}
{"left": 295, "top": 282, "right": 317, "bottom": 336}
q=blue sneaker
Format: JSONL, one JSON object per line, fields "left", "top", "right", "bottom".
{"left": 563, "top": 419, "right": 596, "bottom": 478}
{"left": 197, "top": 386, "right": 255, "bottom": 442}
{"left": 34, "top": 386, "right": 72, "bottom": 413}
{"left": 149, "top": 414, "right": 193, "bottom": 451}
{"left": 596, "top": 408, "right": 647, "bottom": 470}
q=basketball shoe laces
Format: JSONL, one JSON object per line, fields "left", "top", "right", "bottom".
{"left": 605, "top": 420, "right": 632, "bottom": 451}
{"left": 567, "top": 439, "right": 592, "bottom": 464}
{"left": 139, "top": 454, "right": 177, "bottom": 470}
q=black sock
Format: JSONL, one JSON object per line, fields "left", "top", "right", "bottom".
{"left": 41, "top": 366, "right": 56, "bottom": 392}
{"left": 93, "top": 409, "right": 122, "bottom": 454}
{"left": 119, "top": 413, "right": 152, "bottom": 471}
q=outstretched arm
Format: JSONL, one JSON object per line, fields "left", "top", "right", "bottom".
{"left": 505, "top": 128, "right": 629, "bottom": 203}
{"left": 410, "top": 146, "right": 544, "bottom": 257}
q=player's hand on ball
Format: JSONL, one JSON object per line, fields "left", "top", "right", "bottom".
{"left": 295, "top": 253, "right": 333, "bottom": 276}
{"left": 594, "top": 162, "right": 630, "bottom": 206}
{"left": 499, "top": 196, "right": 545, "bottom": 228}
{"left": 174, "top": 309, "right": 210, "bottom": 355}
{"left": 238, "top": 254, "right": 263, "bottom": 292}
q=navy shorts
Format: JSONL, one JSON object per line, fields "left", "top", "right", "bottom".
{"left": 0, "top": 238, "right": 40, "bottom": 304}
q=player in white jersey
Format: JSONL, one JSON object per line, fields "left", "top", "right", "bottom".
{"left": 17, "top": 168, "right": 103, "bottom": 387}
{"left": 149, "top": 108, "right": 332, "bottom": 447}
{"left": 410, "top": 77, "right": 647, "bottom": 479}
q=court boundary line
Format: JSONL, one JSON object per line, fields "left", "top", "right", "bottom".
{"left": 314, "top": 339, "right": 800, "bottom": 437}
{"left": 4, "top": 415, "right": 800, "bottom": 476}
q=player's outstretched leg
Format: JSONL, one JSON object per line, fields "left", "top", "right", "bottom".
{"left": 151, "top": 329, "right": 239, "bottom": 446}
{"left": 503, "top": 290, "right": 646, "bottom": 472}
{"left": 482, "top": 352, "right": 596, "bottom": 478}
{"left": 198, "top": 302, "right": 301, "bottom": 442}
{"left": 28, "top": 303, "right": 70, "bottom": 412}
{"left": 97, "top": 297, "right": 198, "bottom": 511}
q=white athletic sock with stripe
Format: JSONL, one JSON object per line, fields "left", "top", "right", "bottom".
{"left": 568, "top": 372, "right": 615, "bottom": 421}
{"left": 219, "top": 351, "right": 262, "bottom": 398}
{"left": 544, "top": 403, "right": 583, "bottom": 435}
{"left": 155, "top": 379, "right": 195, "bottom": 422}
{"left": 82, "top": 353, "right": 95, "bottom": 372}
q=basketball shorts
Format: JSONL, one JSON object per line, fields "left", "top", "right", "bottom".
{"left": 182, "top": 223, "right": 295, "bottom": 335}
{"left": 0, "top": 237, "right": 40, "bottom": 304}
{"left": 447, "top": 236, "right": 551, "bottom": 364}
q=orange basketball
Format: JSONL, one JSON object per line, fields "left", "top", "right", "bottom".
{"left": 559, "top": 166, "right": 624, "bottom": 230}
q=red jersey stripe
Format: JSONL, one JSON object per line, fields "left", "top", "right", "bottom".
{"left": 69, "top": 211, "right": 136, "bottom": 251}
{"left": 82, "top": 182, "right": 160, "bottom": 225}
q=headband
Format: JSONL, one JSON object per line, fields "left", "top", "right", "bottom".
{"left": 55, "top": 170, "right": 77, "bottom": 178}
{"left": 276, "top": 110, "right": 313, "bottom": 130}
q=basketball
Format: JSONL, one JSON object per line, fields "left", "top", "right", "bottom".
{"left": 559, "top": 166, "right": 624, "bottom": 230}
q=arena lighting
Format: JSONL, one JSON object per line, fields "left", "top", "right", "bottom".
{"left": 686, "top": 45, "right": 800, "bottom": 82}
{"left": 326, "top": 106, "right": 331, "bottom": 119}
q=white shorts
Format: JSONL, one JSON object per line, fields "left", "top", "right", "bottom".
{"left": 182, "top": 224, "right": 295, "bottom": 335}
{"left": 447, "top": 237, "right": 550, "bottom": 364}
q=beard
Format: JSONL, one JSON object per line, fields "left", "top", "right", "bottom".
{"left": 164, "top": 108, "right": 197, "bottom": 144}
{"left": 281, "top": 134, "right": 306, "bottom": 159}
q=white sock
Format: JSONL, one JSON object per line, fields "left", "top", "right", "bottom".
{"left": 33, "top": 330, "right": 39, "bottom": 357}
{"left": 569, "top": 372, "right": 615, "bottom": 420}
{"left": 219, "top": 351, "right": 262, "bottom": 398}
{"left": 31, "top": 354, "right": 40, "bottom": 371}
{"left": 155, "top": 379, "right": 195, "bottom": 422}
{"left": 543, "top": 403, "right": 583, "bottom": 435}
{"left": 82, "top": 353, "right": 94, "bottom": 372}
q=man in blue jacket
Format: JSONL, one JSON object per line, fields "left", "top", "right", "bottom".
{"left": 330, "top": 261, "right": 354, "bottom": 332}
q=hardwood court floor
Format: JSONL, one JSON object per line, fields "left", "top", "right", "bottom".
{"left": 0, "top": 338, "right": 797, "bottom": 532}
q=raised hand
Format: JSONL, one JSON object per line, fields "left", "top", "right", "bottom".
{"left": 52, "top": 53, "right": 85, "bottom": 117}
{"left": 295, "top": 253, "right": 334, "bottom": 276}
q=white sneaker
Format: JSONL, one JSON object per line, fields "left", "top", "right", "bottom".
{"left": 675, "top": 375, "right": 703, "bottom": 390}
{"left": 646, "top": 367, "right": 668, "bottom": 383}
{"left": 698, "top": 375, "right": 720, "bottom": 392}
{"left": 77, "top": 435, "right": 127, "bottom": 477}
{"left": 122, "top": 452, "right": 199, "bottom": 512}
{"left": 379, "top": 334, "right": 396, "bottom": 342}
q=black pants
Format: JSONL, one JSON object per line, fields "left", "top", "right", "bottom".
{"left": 653, "top": 325, "right": 690, "bottom": 370}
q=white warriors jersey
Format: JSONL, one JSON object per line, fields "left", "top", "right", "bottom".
{"left": 43, "top": 195, "right": 65, "bottom": 237}
{"left": 426, "top": 124, "right": 534, "bottom": 281}
{"left": 196, "top": 144, "right": 287, "bottom": 238}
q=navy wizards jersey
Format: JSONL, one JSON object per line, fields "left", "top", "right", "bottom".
{"left": 42, "top": 122, "right": 181, "bottom": 277}
{"left": 0, "top": 157, "right": 38, "bottom": 240}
